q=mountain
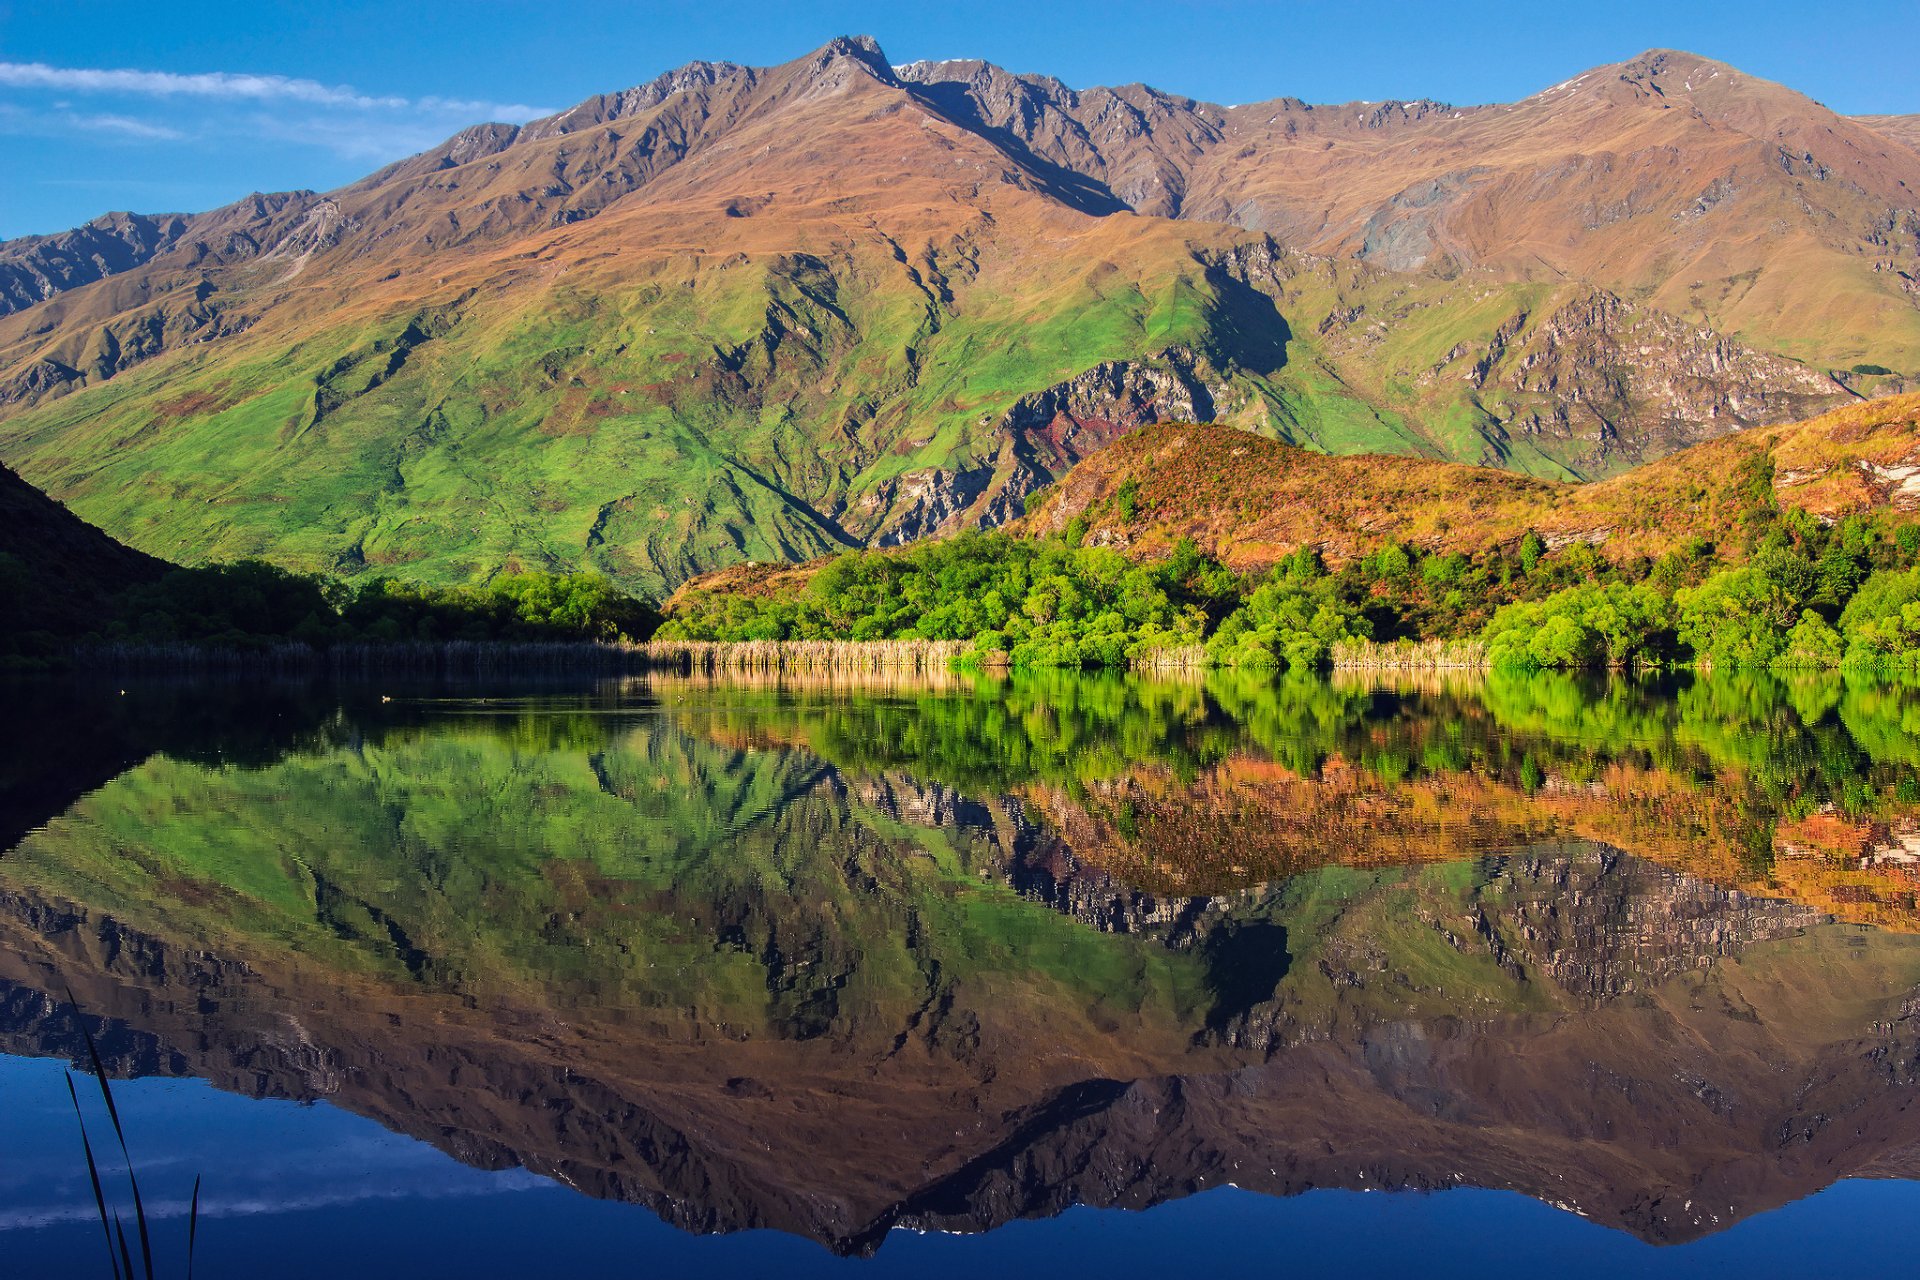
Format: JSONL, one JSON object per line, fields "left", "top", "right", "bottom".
{"left": 0, "top": 38, "right": 1916, "bottom": 595}
{"left": 904, "top": 51, "right": 1920, "bottom": 357}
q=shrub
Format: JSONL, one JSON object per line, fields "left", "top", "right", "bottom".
{"left": 1207, "top": 572, "right": 1369, "bottom": 670}
{"left": 1839, "top": 568, "right": 1920, "bottom": 669}
{"left": 1674, "top": 565, "right": 1805, "bottom": 668}
{"left": 1777, "top": 611, "right": 1845, "bottom": 668}
{"left": 1482, "top": 581, "right": 1672, "bottom": 670}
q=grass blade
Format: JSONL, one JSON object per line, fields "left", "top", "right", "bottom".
{"left": 65, "top": 987, "right": 154, "bottom": 1280}
{"left": 64, "top": 1072, "right": 123, "bottom": 1280}
{"left": 113, "top": 1210, "right": 136, "bottom": 1280}
{"left": 188, "top": 1175, "right": 202, "bottom": 1280}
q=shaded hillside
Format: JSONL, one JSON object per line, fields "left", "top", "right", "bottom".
{"left": 0, "top": 460, "right": 162, "bottom": 639}
{"left": 0, "top": 39, "right": 1912, "bottom": 593}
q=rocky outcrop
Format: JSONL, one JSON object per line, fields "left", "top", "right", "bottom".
{"left": 0, "top": 212, "right": 194, "bottom": 316}
{"left": 1440, "top": 288, "right": 1851, "bottom": 469}
{"left": 862, "top": 345, "right": 1226, "bottom": 544}
{"left": 895, "top": 59, "right": 1224, "bottom": 218}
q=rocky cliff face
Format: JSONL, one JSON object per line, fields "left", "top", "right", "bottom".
{"left": 1448, "top": 288, "right": 1845, "bottom": 469}
{"left": 865, "top": 344, "right": 1228, "bottom": 543}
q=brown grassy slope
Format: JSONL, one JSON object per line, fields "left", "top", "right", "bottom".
{"left": 1018, "top": 392, "right": 1920, "bottom": 570}
{"left": 906, "top": 50, "right": 1920, "bottom": 369}
{"left": 1858, "top": 114, "right": 1920, "bottom": 153}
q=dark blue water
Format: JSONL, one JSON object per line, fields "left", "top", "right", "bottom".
{"left": 8, "top": 1053, "right": 1916, "bottom": 1279}
{"left": 4, "top": 671, "right": 1920, "bottom": 1277}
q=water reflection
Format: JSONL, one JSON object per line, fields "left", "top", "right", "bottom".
{"left": 2, "top": 670, "right": 1920, "bottom": 1256}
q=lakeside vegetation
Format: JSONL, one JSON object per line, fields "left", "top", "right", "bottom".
{"left": 659, "top": 474, "right": 1920, "bottom": 674}
{"left": 13, "top": 485, "right": 1920, "bottom": 679}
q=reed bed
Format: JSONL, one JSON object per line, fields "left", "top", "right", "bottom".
{"left": 647, "top": 665, "right": 971, "bottom": 695}
{"left": 1329, "top": 637, "right": 1491, "bottom": 672}
{"left": 641, "top": 639, "right": 970, "bottom": 674}
{"left": 1129, "top": 644, "right": 1209, "bottom": 671}
{"left": 1330, "top": 667, "right": 1492, "bottom": 696}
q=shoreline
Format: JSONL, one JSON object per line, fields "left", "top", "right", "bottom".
{"left": 15, "top": 635, "right": 1908, "bottom": 681}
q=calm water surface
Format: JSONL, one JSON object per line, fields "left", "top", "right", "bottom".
{"left": 4, "top": 669, "right": 1920, "bottom": 1277}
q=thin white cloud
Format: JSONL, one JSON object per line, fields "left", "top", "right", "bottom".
{"left": 0, "top": 60, "right": 408, "bottom": 108}
{"left": 71, "top": 112, "right": 184, "bottom": 140}
{"left": 0, "top": 102, "right": 183, "bottom": 142}
{"left": 0, "top": 60, "right": 551, "bottom": 122}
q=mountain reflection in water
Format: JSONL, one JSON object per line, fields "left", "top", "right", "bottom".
{"left": 3, "top": 669, "right": 1920, "bottom": 1262}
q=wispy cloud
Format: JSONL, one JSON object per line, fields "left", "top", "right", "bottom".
{"left": 0, "top": 102, "right": 181, "bottom": 142}
{"left": 0, "top": 59, "right": 553, "bottom": 164}
{"left": 0, "top": 60, "right": 407, "bottom": 108}
{"left": 0, "top": 60, "right": 549, "bottom": 121}
{"left": 71, "top": 112, "right": 184, "bottom": 140}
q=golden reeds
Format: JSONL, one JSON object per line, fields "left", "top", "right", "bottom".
{"left": 1129, "top": 644, "right": 1209, "bottom": 670}
{"left": 640, "top": 638, "right": 971, "bottom": 674}
{"left": 1329, "top": 637, "right": 1491, "bottom": 671}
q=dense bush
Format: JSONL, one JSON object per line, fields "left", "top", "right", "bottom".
{"left": 657, "top": 532, "right": 1235, "bottom": 667}
{"left": 1206, "top": 564, "right": 1369, "bottom": 670}
{"left": 118, "top": 561, "right": 339, "bottom": 645}
{"left": 343, "top": 572, "right": 659, "bottom": 643}
{"left": 1482, "top": 582, "right": 1673, "bottom": 670}
{"left": 1838, "top": 568, "right": 1920, "bottom": 670}
{"left": 1675, "top": 566, "right": 1803, "bottom": 668}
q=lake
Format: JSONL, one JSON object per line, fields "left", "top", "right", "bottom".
{"left": 4, "top": 669, "right": 1920, "bottom": 1277}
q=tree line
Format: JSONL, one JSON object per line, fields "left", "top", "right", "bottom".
{"left": 660, "top": 487, "right": 1920, "bottom": 673}
{"left": 4, "top": 560, "right": 661, "bottom": 664}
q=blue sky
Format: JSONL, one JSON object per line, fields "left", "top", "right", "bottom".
{"left": 2, "top": 0, "right": 1916, "bottom": 238}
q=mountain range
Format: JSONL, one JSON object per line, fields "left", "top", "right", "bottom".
{"left": 2, "top": 36, "right": 1918, "bottom": 594}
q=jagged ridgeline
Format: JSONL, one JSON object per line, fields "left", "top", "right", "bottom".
{"left": 9, "top": 672, "right": 1920, "bottom": 1250}
{"left": 1, "top": 37, "right": 1918, "bottom": 595}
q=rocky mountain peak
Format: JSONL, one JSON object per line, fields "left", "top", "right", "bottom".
{"left": 802, "top": 34, "right": 898, "bottom": 84}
